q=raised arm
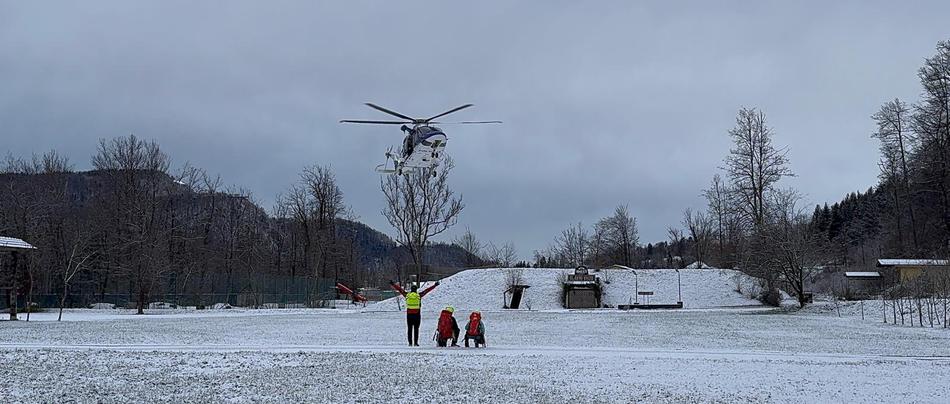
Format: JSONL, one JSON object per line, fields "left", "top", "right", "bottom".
{"left": 389, "top": 280, "right": 407, "bottom": 297}
{"left": 419, "top": 281, "right": 440, "bottom": 297}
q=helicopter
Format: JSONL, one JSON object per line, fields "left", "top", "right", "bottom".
{"left": 340, "top": 103, "right": 500, "bottom": 175}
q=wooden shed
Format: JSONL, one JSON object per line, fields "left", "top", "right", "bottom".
{"left": 876, "top": 259, "right": 950, "bottom": 283}
{"left": 1, "top": 236, "right": 37, "bottom": 321}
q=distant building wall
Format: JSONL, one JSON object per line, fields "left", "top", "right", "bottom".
{"left": 565, "top": 289, "right": 599, "bottom": 309}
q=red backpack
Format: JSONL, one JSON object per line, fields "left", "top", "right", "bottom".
{"left": 437, "top": 310, "right": 454, "bottom": 338}
{"left": 466, "top": 312, "right": 481, "bottom": 336}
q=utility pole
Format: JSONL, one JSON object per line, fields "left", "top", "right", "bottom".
{"left": 675, "top": 268, "right": 682, "bottom": 305}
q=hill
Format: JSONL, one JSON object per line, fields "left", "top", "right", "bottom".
{"left": 337, "top": 219, "right": 482, "bottom": 272}
{"left": 0, "top": 170, "right": 479, "bottom": 279}
{"left": 366, "top": 267, "right": 764, "bottom": 312}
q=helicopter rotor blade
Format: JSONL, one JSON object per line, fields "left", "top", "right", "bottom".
{"left": 339, "top": 120, "right": 411, "bottom": 125}
{"left": 364, "top": 103, "right": 417, "bottom": 121}
{"left": 425, "top": 104, "right": 474, "bottom": 122}
{"left": 429, "top": 120, "right": 503, "bottom": 125}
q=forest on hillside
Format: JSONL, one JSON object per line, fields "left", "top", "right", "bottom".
{"left": 0, "top": 137, "right": 478, "bottom": 313}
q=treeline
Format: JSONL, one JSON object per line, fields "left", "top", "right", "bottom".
{"left": 533, "top": 103, "right": 815, "bottom": 308}
{"left": 531, "top": 206, "right": 640, "bottom": 269}
{"left": 435, "top": 206, "right": 639, "bottom": 269}
{"left": 521, "top": 40, "right": 950, "bottom": 309}
{"left": 814, "top": 40, "right": 950, "bottom": 263}
{"left": 0, "top": 135, "right": 388, "bottom": 314}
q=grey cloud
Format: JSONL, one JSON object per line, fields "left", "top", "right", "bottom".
{"left": 2, "top": 1, "right": 948, "bottom": 257}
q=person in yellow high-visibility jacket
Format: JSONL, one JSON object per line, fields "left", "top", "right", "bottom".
{"left": 390, "top": 280, "right": 439, "bottom": 346}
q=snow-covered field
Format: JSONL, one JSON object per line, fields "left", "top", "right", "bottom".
{"left": 1, "top": 307, "right": 949, "bottom": 402}
{"left": 1, "top": 269, "right": 949, "bottom": 403}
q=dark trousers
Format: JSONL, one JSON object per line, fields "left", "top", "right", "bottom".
{"left": 464, "top": 334, "right": 486, "bottom": 347}
{"left": 436, "top": 330, "right": 459, "bottom": 347}
{"left": 406, "top": 313, "right": 421, "bottom": 345}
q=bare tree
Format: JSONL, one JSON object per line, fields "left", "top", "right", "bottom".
{"left": 2, "top": 150, "right": 73, "bottom": 175}
{"left": 666, "top": 227, "right": 685, "bottom": 268}
{"left": 301, "top": 165, "right": 346, "bottom": 279}
{"left": 553, "top": 222, "right": 589, "bottom": 267}
{"left": 504, "top": 266, "right": 525, "bottom": 291}
{"left": 593, "top": 205, "right": 639, "bottom": 267}
{"left": 92, "top": 134, "right": 173, "bottom": 314}
{"left": 0, "top": 150, "right": 74, "bottom": 320}
{"left": 703, "top": 174, "right": 731, "bottom": 266}
{"left": 58, "top": 229, "right": 94, "bottom": 321}
{"left": 381, "top": 159, "right": 464, "bottom": 281}
{"left": 193, "top": 168, "right": 223, "bottom": 301}
{"left": 683, "top": 208, "right": 713, "bottom": 266}
{"left": 270, "top": 194, "right": 291, "bottom": 282}
{"left": 913, "top": 40, "right": 950, "bottom": 239}
{"left": 217, "top": 188, "right": 258, "bottom": 301}
{"left": 284, "top": 184, "right": 313, "bottom": 279}
{"left": 749, "top": 188, "right": 827, "bottom": 307}
{"left": 452, "top": 227, "right": 484, "bottom": 267}
{"left": 872, "top": 98, "right": 919, "bottom": 252}
{"left": 588, "top": 228, "right": 610, "bottom": 267}
{"left": 485, "top": 241, "right": 517, "bottom": 267}
{"left": 724, "top": 108, "right": 793, "bottom": 228}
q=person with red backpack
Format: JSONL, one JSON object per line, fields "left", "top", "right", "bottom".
{"left": 435, "top": 306, "right": 460, "bottom": 347}
{"left": 464, "top": 311, "right": 486, "bottom": 348}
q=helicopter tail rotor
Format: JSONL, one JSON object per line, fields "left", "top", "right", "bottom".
{"left": 375, "top": 146, "right": 400, "bottom": 174}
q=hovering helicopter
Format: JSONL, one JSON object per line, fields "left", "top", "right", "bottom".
{"left": 340, "top": 103, "right": 500, "bottom": 175}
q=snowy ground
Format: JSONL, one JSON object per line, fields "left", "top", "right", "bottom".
{"left": 1, "top": 269, "right": 946, "bottom": 402}
{"left": 2, "top": 306, "right": 950, "bottom": 403}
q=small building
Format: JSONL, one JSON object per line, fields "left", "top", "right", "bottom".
{"left": 844, "top": 271, "right": 882, "bottom": 299}
{"left": 562, "top": 266, "right": 601, "bottom": 309}
{"left": 876, "top": 259, "right": 950, "bottom": 283}
{"left": 1, "top": 236, "right": 37, "bottom": 321}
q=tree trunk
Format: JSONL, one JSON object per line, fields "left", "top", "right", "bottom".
{"left": 136, "top": 280, "right": 146, "bottom": 315}
{"left": 59, "top": 283, "right": 68, "bottom": 321}
{"left": 943, "top": 295, "right": 947, "bottom": 328}
{"left": 26, "top": 265, "right": 33, "bottom": 322}
{"left": 415, "top": 247, "right": 424, "bottom": 286}
{"left": 9, "top": 252, "right": 19, "bottom": 321}
{"left": 896, "top": 125, "right": 918, "bottom": 252}
{"left": 7, "top": 289, "right": 16, "bottom": 321}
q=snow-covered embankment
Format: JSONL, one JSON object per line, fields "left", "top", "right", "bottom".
{"left": 366, "top": 267, "right": 763, "bottom": 312}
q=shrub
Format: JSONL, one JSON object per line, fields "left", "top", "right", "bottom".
{"left": 759, "top": 288, "right": 782, "bottom": 307}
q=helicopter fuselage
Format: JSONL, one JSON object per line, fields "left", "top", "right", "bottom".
{"left": 400, "top": 125, "right": 447, "bottom": 171}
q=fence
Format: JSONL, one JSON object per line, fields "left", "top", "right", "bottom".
{"left": 2, "top": 285, "right": 399, "bottom": 311}
{"left": 1, "top": 292, "right": 354, "bottom": 310}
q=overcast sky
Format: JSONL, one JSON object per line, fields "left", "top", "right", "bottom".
{"left": 2, "top": 1, "right": 949, "bottom": 258}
